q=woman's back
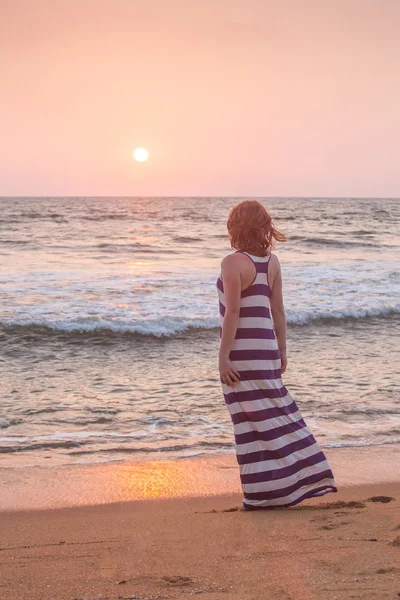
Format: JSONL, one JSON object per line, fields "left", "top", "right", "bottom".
{"left": 217, "top": 200, "right": 337, "bottom": 510}
{"left": 217, "top": 251, "right": 279, "bottom": 352}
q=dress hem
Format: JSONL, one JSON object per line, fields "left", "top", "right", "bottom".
{"left": 242, "top": 485, "right": 338, "bottom": 510}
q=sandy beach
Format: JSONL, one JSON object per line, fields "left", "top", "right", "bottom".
{"left": 2, "top": 0, "right": 400, "bottom": 595}
{"left": 1, "top": 444, "right": 400, "bottom": 600}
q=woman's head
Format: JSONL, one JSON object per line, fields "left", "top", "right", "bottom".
{"left": 227, "top": 200, "right": 287, "bottom": 256}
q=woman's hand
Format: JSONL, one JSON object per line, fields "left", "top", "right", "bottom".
{"left": 280, "top": 350, "right": 287, "bottom": 374}
{"left": 219, "top": 357, "right": 241, "bottom": 386}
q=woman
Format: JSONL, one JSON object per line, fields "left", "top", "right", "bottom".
{"left": 217, "top": 200, "right": 337, "bottom": 509}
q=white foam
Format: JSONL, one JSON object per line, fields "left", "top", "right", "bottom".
{"left": 286, "top": 304, "right": 400, "bottom": 325}
{"left": 322, "top": 438, "right": 400, "bottom": 449}
{"left": 0, "top": 256, "right": 399, "bottom": 336}
{"left": 1, "top": 305, "right": 399, "bottom": 336}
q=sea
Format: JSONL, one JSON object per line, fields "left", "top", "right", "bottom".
{"left": 0, "top": 197, "right": 399, "bottom": 469}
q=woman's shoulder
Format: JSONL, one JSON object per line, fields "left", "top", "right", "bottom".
{"left": 220, "top": 251, "right": 255, "bottom": 277}
{"left": 221, "top": 250, "right": 242, "bottom": 265}
{"left": 268, "top": 252, "right": 281, "bottom": 266}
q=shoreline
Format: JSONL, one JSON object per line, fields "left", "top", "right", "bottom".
{"left": 1, "top": 442, "right": 399, "bottom": 512}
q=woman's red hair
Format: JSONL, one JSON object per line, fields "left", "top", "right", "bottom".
{"left": 227, "top": 200, "right": 287, "bottom": 256}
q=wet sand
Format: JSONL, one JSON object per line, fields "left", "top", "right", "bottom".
{"left": 1, "top": 443, "right": 400, "bottom": 511}
{"left": 1, "top": 445, "right": 400, "bottom": 600}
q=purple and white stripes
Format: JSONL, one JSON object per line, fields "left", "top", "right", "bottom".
{"left": 217, "top": 250, "right": 337, "bottom": 509}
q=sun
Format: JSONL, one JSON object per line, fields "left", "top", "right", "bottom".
{"left": 133, "top": 147, "right": 149, "bottom": 162}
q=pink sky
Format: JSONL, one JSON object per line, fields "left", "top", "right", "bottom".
{"left": 1, "top": 0, "right": 400, "bottom": 197}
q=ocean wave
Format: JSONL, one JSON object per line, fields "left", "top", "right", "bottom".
{"left": 322, "top": 438, "right": 400, "bottom": 449}
{"left": 83, "top": 214, "right": 133, "bottom": 221}
{"left": 0, "top": 239, "right": 32, "bottom": 245}
{"left": 173, "top": 236, "right": 203, "bottom": 243}
{"left": 1, "top": 305, "right": 399, "bottom": 338}
{"left": 1, "top": 437, "right": 399, "bottom": 461}
{"left": 288, "top": 235, "right": 385, "bottom": 248}
{"left": 0, "top": 418, "right": 23, "bottom": 430}
{"left": 340, "top": 407, "right": 400, "bottom": 416}
{"left": 96, "top": 242, "right": 159, "bottom": 253}
{"left": 0, "top": 439, "right": 232, "bottom": 455}
{"left": 0, "top": 440, "right": 82, "bottom": 453}
{"left": 0, "top": 317, "right": 220, "bottom": 337}
{"left": 68, "top": 441, "right": 232, "bottom": 456}
{"left": 286, "top": 305, "right": 400, "bottom": 325}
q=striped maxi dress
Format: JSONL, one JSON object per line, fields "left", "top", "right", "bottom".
{"left": 217, "top": 250, "right": 337, "bottom": 509}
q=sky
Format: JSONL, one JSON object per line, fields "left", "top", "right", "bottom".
{"left": 1, "top": 0, "right": 400, "bottom": 197}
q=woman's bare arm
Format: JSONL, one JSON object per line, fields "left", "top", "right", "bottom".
{"left": 219, "top": 254, "right": 241, "bottom": 386}
{"left": 269, "top": 255, "right": 287, "bottom": 373}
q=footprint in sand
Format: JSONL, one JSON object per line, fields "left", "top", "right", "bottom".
{"left": 197, "top": 506, "right": 242, "bottom": 514}
{"left": 318, "top": 500, "right": 366, "bottom": 509}
{"left": 311, "top": 509, "right": 355, "bottom": 525}
{"left": 161, "top": 575, "right": 194, "bottom": 586}
{"left": 320, "top": 524, "right": 339, "bottom": 530}
{"left": 202, "top": 500, "right": 377, "bottom": 514}
{"left": 319, "top": 521, "right": 352, "bottom": 531}
{"left": 367, "top": 496, "right": 395, "bottom": 503}
{"left": 390, "top": 536, "right": 400, "bottom": 547}
{"left": 132, "top": 573, "right": 194, "bottom": 588}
